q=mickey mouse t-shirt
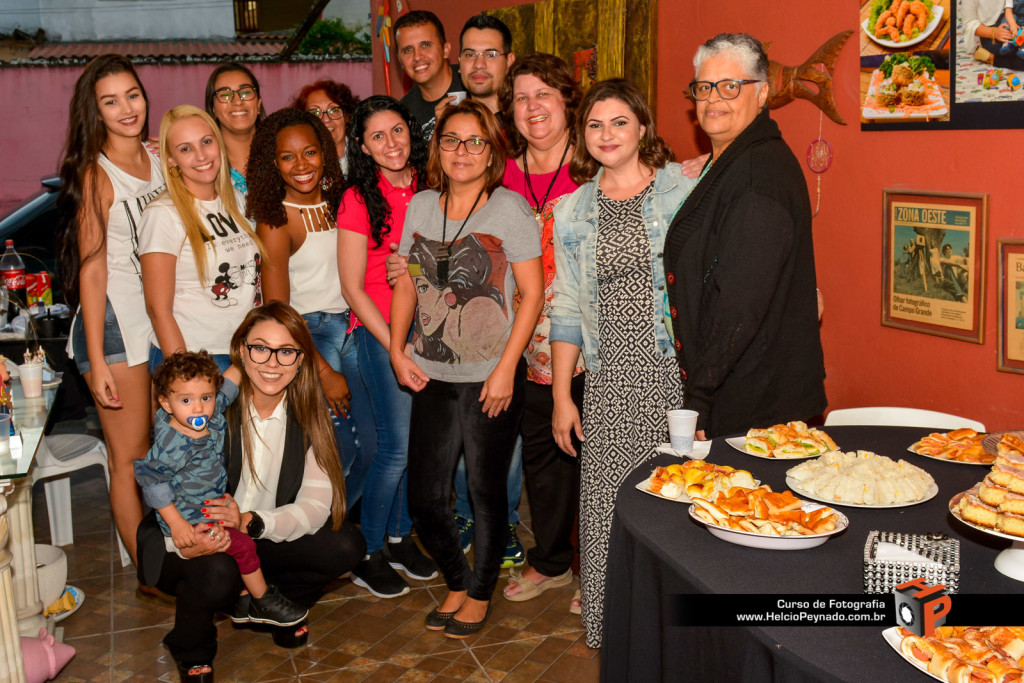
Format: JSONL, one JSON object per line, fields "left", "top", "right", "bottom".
{"left": 139, "top": 189, "right": 261, "bottom": 354}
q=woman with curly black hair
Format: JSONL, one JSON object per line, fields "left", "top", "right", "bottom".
{"left": 291, "top": 79, "right": 360, "bottom": 174}
{"left": 245, "top": 108, "right": 376, "bottom": 513}
{"left": 335, "top": 95, "right": 436, "bottom": 598}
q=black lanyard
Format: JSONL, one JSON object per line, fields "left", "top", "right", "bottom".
{"left": 438, "top": 187, "right": 485, "bottom": 283}
{"left": 521, "top": 138, "right": 571, "bottom": 215}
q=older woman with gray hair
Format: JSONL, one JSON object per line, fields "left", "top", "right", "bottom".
{"left": 662, "top": 32, "right": 826, "bottom": 439}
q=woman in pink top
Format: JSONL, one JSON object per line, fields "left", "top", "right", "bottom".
{"left": 336, "top": 96, "right": 436, "bottom": 599}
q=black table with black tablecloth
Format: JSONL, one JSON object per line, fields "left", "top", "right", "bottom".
{"left": 601, "top": 426, "right": 1020, "bottom": 682}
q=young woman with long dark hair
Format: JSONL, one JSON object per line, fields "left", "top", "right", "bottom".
{"left": 204, "top": 62, "right": 266, "bottom": 194}
{"left": 336, "top": 95, "right": 436, "bottom": 598}
{"left": 57, "top": 54, "right": 165, "bottom": 564}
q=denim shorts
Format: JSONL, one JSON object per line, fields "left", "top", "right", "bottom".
{"left": 70, "top": 297, "right": 128, "bottom": 374}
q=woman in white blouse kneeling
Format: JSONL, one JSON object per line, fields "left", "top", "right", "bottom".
{"left": 136, "top": 302, "right": 365, "bottom": 681}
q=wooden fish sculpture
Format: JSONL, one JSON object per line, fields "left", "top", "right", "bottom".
{"left": 766, "top": 30, "right": 853, "bottom": 125}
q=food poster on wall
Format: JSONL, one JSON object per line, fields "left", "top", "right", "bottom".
{"left": 883, "top": 191, "right": 986, "bottom": 343}
{"left": 1005, "top": 251, "right": 1024, "bottom": 363}
{"left": 860, "top": 0, "right": 1024, "bottom": 128}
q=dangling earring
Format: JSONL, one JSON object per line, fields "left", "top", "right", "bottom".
{"left": 320, "top": 175, "right": 333, "bottom": 192}
{"left": 638, "top": 138, "right": 647, "bottom": 151}
{"left": 169, "top": 165, "right": 182, "bottom": 178}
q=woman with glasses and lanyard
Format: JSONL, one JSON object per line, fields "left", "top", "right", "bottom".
{"left": 550, "top": 78, "right": 695, "bottom": 647}
{"left": 204, "top": 63, "right": 266, "bottom": 194}
{"left": 291, "top": 80, "right": 360, "bottom": 175}
{"left": 663, "top": 33, "right": 826, "bottom": 441}
{"left": 137, "top": 302, "right": 365, "bottom": 682}
{"left": 390, "top": 100, "right": 543, "bottom": 637}
{"left": 245, "top": 109, "right": 376, "bottom": 510}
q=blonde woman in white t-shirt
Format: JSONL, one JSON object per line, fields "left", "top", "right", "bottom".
{"left": 140, "top": 106, "right": 264, "bottom": 373}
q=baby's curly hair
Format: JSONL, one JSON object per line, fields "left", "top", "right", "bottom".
{"left": 153, "top": 351, "right": 224, "bottom": 400}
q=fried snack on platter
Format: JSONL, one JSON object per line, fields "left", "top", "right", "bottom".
{"left": 645, "top": 460, "right": 756, "bottom": 501}
{"left": 897, "top": 626, "right": 1024, "bottom": 683}
{"left": 910, "top": 429, "right": 995, "bottom": 464}
{"left": 786, "top": 449, "right": 934, "bottom": 505}
{"left": 999, "top": 433, "right": 1024, "bottom": 458}
{"left": 743, "top": 421, "right": 838, "bottom": 458}
{"left": 691, "top": 485, "right": 839, "bottom": 537}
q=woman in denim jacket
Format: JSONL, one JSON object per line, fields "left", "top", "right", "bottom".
{"left": 549, "top": 79, "right": 696, "bottom": 648}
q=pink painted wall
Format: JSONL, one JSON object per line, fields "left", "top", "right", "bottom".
{"left": 0, "top": 60, "right": 372, "bottom": 214}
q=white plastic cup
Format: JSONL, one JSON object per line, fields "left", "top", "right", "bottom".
{"left": 19, "top": 364, "right": 42, "bottom": 398}
{"left": 667, "top": 409, "right": 699, "bottom": 454}
{"left": 447, "top": 90, "right": 468, "bottom": 105}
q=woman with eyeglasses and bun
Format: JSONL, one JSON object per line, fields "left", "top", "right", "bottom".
{"left": 204, "top": 62, "right": 266, "bottom": 194}
{"left": 389, "top": 100, "right": 543, "bottom": 638}
{"left": 291, "top": 79, "right": 360, "bottom": 174}
{"left": 57, "top": 54, "right": 166, "bottom": 566}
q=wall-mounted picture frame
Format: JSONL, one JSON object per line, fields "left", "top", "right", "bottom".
{"left": 881, "top": 189, "right": 987, "bottom": 344}
{"left": 998, "top": 240, "right": 1024, "bottom": 374}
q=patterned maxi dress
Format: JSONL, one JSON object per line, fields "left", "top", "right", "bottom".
{"left": 578, "top": 184, "right": 686, "bottom": 648}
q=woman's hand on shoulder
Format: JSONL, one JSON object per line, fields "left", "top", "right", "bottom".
{"left": 87, "top": 361, "right": 122, "bottom": 409}
{"left": 385, "top": 243, "right": 409, "bottom": 286}
{"left": 680, "top": 153, "right": 710, "bottom": 179}
{"left": 178, "top": 523, "right": 231, "bottom": 558}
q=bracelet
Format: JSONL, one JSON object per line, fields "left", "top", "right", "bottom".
{"left": 994, "top": 27, "right": 998, "bottom": 39}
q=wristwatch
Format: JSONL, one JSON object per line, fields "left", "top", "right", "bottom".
{"left": 246, "top": 511, "right": 265, "bottom": 539}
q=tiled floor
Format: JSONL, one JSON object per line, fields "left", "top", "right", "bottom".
{"left": 32, "top": 445, "right": 599, "bottom": 682}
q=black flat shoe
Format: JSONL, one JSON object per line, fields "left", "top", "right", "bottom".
{"left": 443, "top": 604, "right": 492, "bottom": 639}
{"left": 271, "top": 620, "right": 309, "bottom": 648}
{"left": 425, "top": 607, "right": 457, "bottom": 631}
{"left": 176, "top": 661, "right": 214, "bottom": 682}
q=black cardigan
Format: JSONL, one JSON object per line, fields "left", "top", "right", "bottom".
{"left": 662, "top": 109, "right": 826, "bottom": 437}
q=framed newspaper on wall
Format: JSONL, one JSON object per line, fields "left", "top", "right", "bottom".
{"left": 881, "top": 189, "right": 987, "bottom": 344}
{"left": 998, "top": 240, "right": 1024, "bottom": 373}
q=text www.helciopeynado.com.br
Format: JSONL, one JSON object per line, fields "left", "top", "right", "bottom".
{"left": 672, "top": 595, "right": 895, "bottom": 627}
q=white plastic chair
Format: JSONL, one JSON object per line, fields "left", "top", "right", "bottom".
{"left": 823, "top": 407, "right": 986, "bottom": 432}
{"left": 32, "top": 434, "right": 131, "bottom": 567}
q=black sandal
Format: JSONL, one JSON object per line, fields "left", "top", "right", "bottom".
{"left": 271, "top": 620, "right": 309, "bottom": 648}
{"left": 176, "top": 661, "right": 214, "bottom": 682}
{"left": 425, "top": 607, "right": 458, "bottom": 631}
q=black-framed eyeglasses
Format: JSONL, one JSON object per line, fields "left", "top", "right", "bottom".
{"left": 438, "top": 135, "right": 490, "bottom": 155}
{"left": 243, "top": 343, "right": 302, "bottom": 366}
{"left": 308, "top": 106, "right": 344, "bottom": 120}
{"left": 687, "top": 79, "right": 763, "bottom": 101}
{"left": 459, "top": 49, "right": 506, "bottom": 61}
{"left": 214, "top": 86, "right": 258, "bottom": 104}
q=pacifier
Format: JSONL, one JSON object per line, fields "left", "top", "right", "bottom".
{"left": 186, "top": 415, "right": 208, "bottom": 431}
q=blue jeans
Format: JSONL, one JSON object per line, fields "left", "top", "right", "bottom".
{"left": 303, "top": 311, "right": 376, "bottom": 510}
{"left": 354, "top": 325, "right": 414, "bottom": 552}
{"left": 453, "top": 433, "right": 522, "bottom": 525}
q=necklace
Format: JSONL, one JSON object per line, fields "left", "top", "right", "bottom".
{"left": 521, "top": 138, "right": 571, "bottom": 215}
{"left": 438, "top": 187, "right": 486, "bottom": 284}
{"left": 282, "top": 200, "right": 335, "bottom": 232}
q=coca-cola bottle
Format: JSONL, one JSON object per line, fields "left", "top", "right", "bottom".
{"left": 0, "top": 240, "right": 26, "bottom": 320}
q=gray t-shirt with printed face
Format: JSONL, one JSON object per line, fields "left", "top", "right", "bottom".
{"left": 398, "top": 186, "right": 541, "bottom": 383}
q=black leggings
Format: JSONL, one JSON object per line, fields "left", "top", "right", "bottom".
{"left": 150, "top": 519, "right": 365, "bottom": 663}
{"left": 407, "top": 361, "right": 525, "bottom": 601}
